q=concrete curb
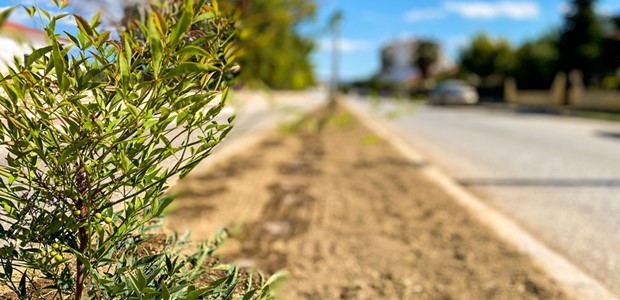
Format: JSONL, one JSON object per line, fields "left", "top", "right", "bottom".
{"left": 339, "top": 98, "right": 618, "bottom": 300}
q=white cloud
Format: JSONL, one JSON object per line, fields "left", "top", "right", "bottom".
{"left": 443, "top": 1, "right": 540, "bottom": 20}
{"left": 596, "top": 5, "right": 613, "bottom": 18}
{"left": 57, "top": 14, "right": 76, "bottom": 26}
{"left": 319, "top": 38, "right": 372, "bottom": 53}
{"left": 404, "top": 1, "right": 540, "bottom": 23}
{"left": 558, "top": 3, "right": 573, "bottom": 16}
{"left": 72, "top": 1, "right": 124, "bottom": 23}
{"left": 404, "top": 8, "right": 445, "bottom": 22}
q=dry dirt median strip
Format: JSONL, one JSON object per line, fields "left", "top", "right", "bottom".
{"left": 165, "top": 107, "right": 570, "bottom": 299}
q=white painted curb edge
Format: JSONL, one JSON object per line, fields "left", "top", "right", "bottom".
{"left": 340, "top": 98, "right": 617, "bottom": 300}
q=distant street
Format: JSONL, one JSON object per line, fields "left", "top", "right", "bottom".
{"left": 347, "top": 96, "right": 620, "bottom": 296}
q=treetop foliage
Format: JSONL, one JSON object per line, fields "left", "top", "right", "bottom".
{"left": 459, "top": 0, "right": 620, "bottom": 89}
{"left": 219, "top": 0, "right": 317, "bottom": 90}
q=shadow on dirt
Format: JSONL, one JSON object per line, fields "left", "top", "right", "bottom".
{"left": 226, "top": 133, "right": 324, "bottom": 273}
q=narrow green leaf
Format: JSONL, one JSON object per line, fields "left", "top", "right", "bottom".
{"left": 68, "top": 249, "right": 93, "bottom": 272}
{"left": 2, "top": 82, "right": 19, "bottom": 102}
{"left": 0, "top": 6, "right": 15, "bottom": 26}
{"left": 59, "top": 144, "right": 77, "bottom": 164}
{"left": 119, "top": 55, "right": 130, "bottom": 89}
{"left": 241, "top": 289, "right": 257, "bottom": 300}
{"left": 51, "top": 40, "right": 65, "bottom": 88}
{"left": 25, "top": 6, "right": 35, "bottom": 17}
{"left": 96, "top": 31, "right": 111, "bottom": 48}
{"left": 73, "top": 14, "right": 93, "bottom": 36}
{"left": 186, "top": 286, "right": 213, "bottom": 300}
{"left": 169, "top": 10, "right": 192, "bottom": 48}
{"left": 177, "top": 46, "right": 210, "bottom": 58}
{"left": 136, "top": 268, "right": 147, "bottom": 291}
{"left": 154, "top": 195, "right": 174, "bottom": 217}
{"left": 25, "top": 45, "right": 53, "bottom": 67}
{"left": 125, "top": 103, "right": 140, "bottom": 117}
{"left": 63, "top": 31, "right": 80, "bottom": 47}
{"left": 212, "top": 0, "right": 219, "bottom": 13}
{"left": 263, "top": 270, "right": 288, "bottom": 288}
{"left": 18, "top": 271, "right": 26, "bottom": 296}
{"left": 128, "top": 274, "right": 141, "bottom": 294}
{"left": 120, "top": 151, "right": 131, "bottom": 172}
{"left": 163, "top": 63, "right": 217, "bottom": 78}
{"left": 148, "top": 17, "right": 163, "bottom": 77}
{"left": 39, "top": 7, "right": 51, "bottom": 20}
{"left": 4, "top": 260, "right": 12, "bottom": 279}
{"left": 162, "top": 284, "right": 171, "bottom": 300}
{"left": 194, "top": 11, "right": 214, "bottom": 23}
{"left": 90, "top": 12, "right": 101, "bottom": 27}
{"left": 152, "top": 10, "right": 168, "bottom": 36}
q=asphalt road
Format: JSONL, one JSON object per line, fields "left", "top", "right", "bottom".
{"left": 346, "top": 96, "right": 620, "bottom": 296}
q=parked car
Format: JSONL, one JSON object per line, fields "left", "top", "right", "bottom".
{"left": 428, "top": 80, "right": 479, "bottom": 105}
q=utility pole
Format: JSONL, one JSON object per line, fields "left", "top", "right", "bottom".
{"left": 329, "top": 10, "right": 343, "bottom": 106}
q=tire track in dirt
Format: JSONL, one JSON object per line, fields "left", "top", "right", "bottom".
{"left": 226, "top": 133, "right": 323, "bottom": 274}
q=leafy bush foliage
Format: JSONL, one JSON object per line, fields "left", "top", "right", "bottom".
{"left": 0, "top": 0, "right": 276, "bottom": 298}
{"left": 219, "top": 0, "right": 317, "bottom": 90}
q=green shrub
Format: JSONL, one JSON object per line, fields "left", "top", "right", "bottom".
{"left": 0, "top": 1, "right": 276, "bottom": 299}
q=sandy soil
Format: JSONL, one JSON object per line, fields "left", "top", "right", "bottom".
{"left": 165, "top": 108, "right": 571, "bottom": 300}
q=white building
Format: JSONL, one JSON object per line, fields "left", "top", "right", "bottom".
{"left": 379, "top": 38, "right": 450, "bottom": 83}
{"left": 380, "top": 39, "right": 418, "bottom": 82}
{"left": 0, "top": 21, "right": 60, "bottom": 72}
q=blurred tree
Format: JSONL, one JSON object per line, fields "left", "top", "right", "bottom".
{"left": 380, "top": 46, "right": 395, "bottom": 73}
{"left": 611, "top": 14, "right": 620, "bottom": 35}
{"left": 89, "top": 0, "right": 237, "bottom": 85}
{"left": 557, "top": 0, "right": 605, "bottom": 86}
{"left": 412, "top": 40, "right": 439, "bottom": 81}
{"left": 219, "top": 0, "right": 317, "bottom": 90}
{"left": 113, "top": 0, "right": 317, "bottom": 90}
{"left": 459, "top": 33, "right": 516, "bottom": 86}
{"left": 601, "top": 14, "right": 620, "bottom": 80}
{"left": 513, "top": 34, "right": 560, "bottom": 89}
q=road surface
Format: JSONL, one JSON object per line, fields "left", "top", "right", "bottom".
{"left": 346, "top": 96, "right": 620, "bottom": 296}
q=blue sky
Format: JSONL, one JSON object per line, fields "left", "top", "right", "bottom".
{"left": 0, "top": 1, "right": 73, "bottom": 29}
{"left": 2, "top": 0, "right": 619, "bottom": 83}
{"left": 0, "top": 0, "right": 123, "bottom": 33}
{"left": 312, "top": 0, "right": 620, "bottom": 81}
